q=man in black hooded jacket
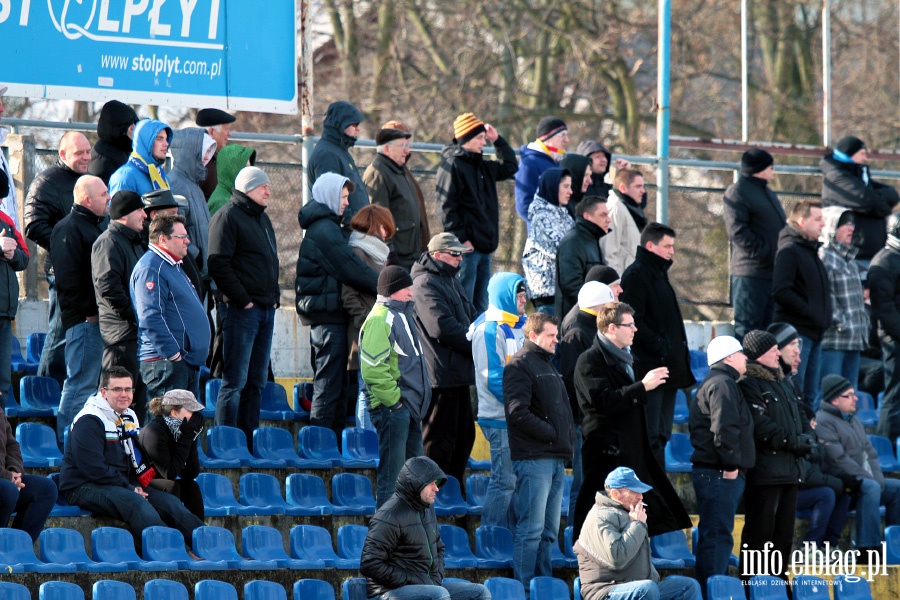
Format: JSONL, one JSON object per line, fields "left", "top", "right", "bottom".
{"left": 306, "top": 100, "right": 369, "bottom": 216}
{"left": 88, "top": 100, "right": 138, "bottom": 185}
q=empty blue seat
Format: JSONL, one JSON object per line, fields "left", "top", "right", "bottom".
{"left": 90, "top": 527, "right": 177, "bottom": 572}
{"left": 564, "top": 526, "right": 578, "bottom": 564}
{"left": 792, "top": 575, "right": 830, "bottom": 600}
{"left": 253, "top": 427, "right": 331, "bottom": 469}
{"left": 435, "top": 475, "right": 468, "bottom": 517}
{"left": 337, "top": 524, "right": 368, "bottom": 570}
{"left": 196, "top": 472, "right": 255, "bottom": 517}
{"left": 650, "top": 530, "right": 695, "bottom": 567}
{"left": 240, "top": 473, "right": 309, "bottom": 516}
{"left": 10, "top": 336, "right": 37, "bottom": 374}
{"left": 665, "top": 433, "right": 693, "bottom": 472}
{"left": 203, "top": 379, "right": 220, "bottom": 418}
{"left": 550, "top": 536, "right": 576, "bottom": 569}
{"left": 485, "top": 577, "right": 526, "bottom": 600}
{"left": 206, "top": 426, "right": 286, "bottom": 468}
{"left": 707, "top": 575, "right": 744, "bottom": 600}
{"left": 341, "top": 578, "right": 367, "bottom": 600}
{"left": 341, "top": 427, "right": 379, "bottom": 468}
{"left": 692, "top": 527, "right": 739, "bottom": 567}
{"left": 144, "top": 580, "right": 188, "bottom": 600}
{"left": 17, "top": 422, "right": 63, "bottom": 467}
{"left": 141, "top": 526, "right": 225, "bottom": 570}
{"left": 285, "top": 473, "right": 335, "bottom": 515}
{"left": 192, "top": 526, "right": 278, "bottom": 570}
{"left": 833, "top": 574, "right": 871, "bottom": 600}
{"left": 0, "top": 582, "right": 30, "bottom": 600}
{"left": 245, "top": 580, "right": 287, "bottom": 600}
{"left": 26, "top": 332, "right": 45, "bottom": 364}
{"left": 440, "top": 524, "right": 478, "bottom": 569}
{"left": 289, "top": 524, "right": 358, "bottom": 569}
{"left": 331, "top": 473, "right": 376, "bottom": 516}
{"left": 0, "top": 527, "right": 76, "bottom": 573}
{"left": 856, "top": 391, "right": 878, "bottom": 428}
{"left": 531, "top": 576, "right": 570, "bottom": 600}
{"left": 886, "top": 525, "right": 900, "bottom": 564}
{"left": 293, "top": 580, "right": 335, "bottom": 600}
{"left": 39, "top": 528, "right": 127, "bottom": 573}
{"left": 561, "top": 475, "right": 573, "bottom": 516}
{"left": 466, "top": 474, "right": 488, "bottom": 515}
{"left": 868, "top": 435, "right": 900, "bottom": 473}
{"left": 38, "top": 581, "right": 83, "bottom": 600}
{"left": 690, "top": 349, "right": 710, "bottom": 381}
{"left": 198, "top": 445, "right": 242, "bottom": 469}
{"left": 92, "top": 580, "right": 136, "bottom": 600}
{"left": 195, "top": 581, "right": 238, "bottom": 600}
{"left": 298, "top": 425, "right": 343, "bottom": 467}
{"left": 475, "top": 525, "right": 514, "bottom": 569}
{"left": 19, "top": 376, "right": 60, "bottom": 416}
{"left": 673, "top": 389, "right": 689, "bottom": 424}
{"left": 748, "top": 575, "right": 788, "bottom": 600}
{"left": 260, "top": 382, "right": 302, "bottom": 420}
{"left": 292, "top": 382, "right": 312, "bottom": 420}
{"left": 242, "top": 525, "right": 310, "bottom": 569}
{"left": 468, "top": 456, "right": 491, "bottom": 470}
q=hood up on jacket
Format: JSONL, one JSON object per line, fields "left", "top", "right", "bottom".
{"left": 170, "top": 127, "right": 210, "bottom": 184}
{"left": 213, "top": 144, "right": 257, "bottom": 196}
{"left": 535, "top": 168, "right": 571, "bottom": 206}
{"left": 311, "top": 172, "right": 351, "bottom": 216}
{"left": 468, "top": 272, "right": 526, "bottom": 340}
{"left": 323, "top": 101, "right": 364, "bottom": 149}
{"left": 97, "top": 100, "right": 138, "bottom": 154}
{"left": 821, "top": 205, "right": 855, "bottom": 249}
{"left": 576, "top": 140, "right": 612, "bottom": 178}
{"left": 395, "top": 456, "right": 446, "bottom": 512}
{"left": 560, "top": 153, "right": 592, "bottom": 204}
{"left": 132, "top": 119, "right": 173, "bottom": 166}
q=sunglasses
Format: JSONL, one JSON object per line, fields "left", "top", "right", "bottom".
{"left": 442, "top": 250, "right": 463, "bottom": 257}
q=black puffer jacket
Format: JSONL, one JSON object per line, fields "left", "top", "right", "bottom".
{"left": 868, "top": 245, "right": 900, "bottom": 341}
{"left": 411, "top": 253, "right": 475, "bottom": 388}
{"left": 723, "top": 175, "right": 787, "bottom": 278}
{"left": 0, "top": 214, "right": 28, "bottom": 320}
{"left": 294, "top": 200, "right": 378, "bottom": 325}
{"left": 576, "top": 140, "right": 612, "bottom": 199}
{"left": 88, "top": 100, "right": 138, "bottom": 185}
{"left": 361, "top": 457, "right": 446, "bottom": 598}
{"left": 555, "top": 217, "right": 607, "bottom": 316}
{"left": 50, "top": 205, "right": 105, "bottom": 331}
{"left": 558, "top": 307, "right": 596, "bottom": 425}
{"left": 24, "top": 159, "right": 81, "bottom": 272}
{"left": 306, "top": 101, "right": 369, "bottom": 215}
{"left": 772, "top": 225, "right": 832, "bottom": 341}
{"left": 92, "top": 220, "right": 145, "bottom": 345}
{"left": 690, "top": 363, "right": 756, "bottom": 472}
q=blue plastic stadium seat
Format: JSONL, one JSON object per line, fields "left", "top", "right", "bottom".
{"left": 748, "top": 575, "right": 788, "bottom": 600}
{"left": 260, "top": 382, "right": 302, "bottom": 421}
{"left": 475, "top": 525, "right": 514, "bottom": 569}
{"left": 856, "top": 391, "right": 878, "bottom": 428}
{"left": 550, "top": 536, "right": 576, "bottom": 569}
{"left": 285, "top": 473, "right": 335, "bottom": 516}
{"left": 38, "top": 581, "right": 83, "bottom": 600}
{"left": 886, "top": 525, "right": 900, "bottom": 564}
{"left": 242, "top": 525, "right": 310, "bottom": 569}
{"left": 833, "top": 574, "right": 872, "bottom": 600}
{"left": 17, "top": 422, "right": 63, "bottom": 467}
{"left": 341, "top": 427, "right": 379, "bottom": 468}
{"left": 92, "top": 580, "right": 136, "bottom": 600}
{"left": 197, "top": 445, "right": 242, "bottom": 469}
{"left": 39, "top": 528, "right": 127, "bottom": 573}
{"left": 868, "top": 434, "right": 900, "bottom": 473}
{"left": 337, "top": 524, "right": 368, "bottom": 570}
{"left": 90, "top": 527, "right": 177, "bottom": 572}
{"left": 298, "top": 425, "right": 343, "bottom": 467}
{"left": 193, "top": 526, "right": 278, "bottom": 570}
{"left": 692, "top": 527, "right": 738, "bottom": 567}
{"left": 665, "top": 433, "right": 694, "bottom": 473}
{"left": 707, "top": 575, "right": 744, "bottom": 600}
{"left": 196, "top": 472, "right": 255, "bottom": 516}
{"left": 289, "top": 525, "right": 358, "bottom": 569}
{"left": 468, "top": 456, "right": 491, "bottom": 471}
{"left": 0, "top": 527, "right": 76, "bottom": 573}
{"left": 26, "top": 332, "right": 46, "bottom": 364}
{"left": 203, "top": 379, "right": 220, "bottom": 418}
{"left": 439, "top": 524, "right": 478, "bottom": 569}
{"left": 253, "top": 427, "right": 331, "bottom": 469}
{"left": 206, "top": 426, "right": 286, "bottom": 468}
{"left": 561, "top": 475, "right": 573, "bottom": 516}
{"left": 292, "top": 382, "right": 312, "bottom": 420}
{"left": 195, "top": 581, "right": 238, "bottom": 600}
{"left": 292, "top": 581, "right": 335, "bottom": 600}
{"left": 485, "top": 577, "right": 526, "bottom": 600}
{"left": 144, "top": 580, "right": 189, "bottom": 600}
{"left": 245, "top": 580, "right": 287, "bottom": 600}
{"left": 564, "top": 526, "right": 578, "bottom": 564}
{"left": 673, "top": 389, "right": 689, "bottom": 424}
{"left": 141, "top": 526, "right": 225, "bottom": 570}
{"left": 341, "top": 578, "right": 368, "bottom": 600}
{"left": 239, "top": 472, "right": 310, "bottom": 516}
{"left": 10, "top": 336, "right": 37, "bottom": 374}
{"left": 531, "top": 576, "right": 570, "bottom": 600}
{"left": 0, "top": 582, "right": 30, "bottom": 600}
{"left": 331, "top": 473, "right": 376, "bottom": 516}
{"left": 2, "top": 391, "right": 18, "bottom": 417}
{"left": 435, "top": 475, "right": 468, "bottom": 517}
{"left": 792, "top": 575, "right": 830, "bottom": 600}
{"left": 650, "top": 530, "right": 696, "bottom": 567}
{"left": 19, "top": 376, "right": 60, "bottom": 416}
{"left": 466, "top": 474, "right": 488, "bottom": 515}
{"left": 574, "top": 577, "right": 581, "bottom": 600}
{"left": 690, "top": 349, "right": 710, "bottom": 381}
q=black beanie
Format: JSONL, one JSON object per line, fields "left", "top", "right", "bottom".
{"left": 821, "top": 374, "right": 853, "bottom": 405}
{"left": 109, "top": 191, "right": 145, "bottom": 220}
{"left": 740, "top": 149, "right": 774, "bottom": 177}
{"left": 377, "top": 266, "right": 413, "bottom": 297}
{"left": 766, "top": 322, "right": 799, "bottom": 350}
{"left": 537, "top": 116, "right": 567, "bottom": 140}
{"left": 836, "top": 136, "right": 865, "bottom": 157}
{"left": 742, "top": 330, "right": 778, "bottom": 361}
{"left": 585, "top": 265, "right": 620, "bottom": 285}
{"left": 837, "top": 210, "right": 855, "bottom": 229}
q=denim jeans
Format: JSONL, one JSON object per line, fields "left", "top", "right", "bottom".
{"left": 605, "top": 576, "right": 702, "bottom": 600}
{"left": 512, "top": 457, "right": 564, "bottom": 594}
{"left": 215, "top": 304, "right": 275, "bottom": 450}
{"left": 457, "top": 250, "right": 491, "bottom": 314}
{"left": 374, "top": 582, "right": 491, "bottom": 600}
{"left": 57, "top": 321, "right": 103, "bottom": 444}
{"left": 370, "top": 403, "right": 423, "bottom": 509}
{"left": 0, "top": 474, "right": 57, "bottom": 542}
{"left": 569, "top": 424, "right": 583, "bottom": 523}
{"left": 356, "top": 370, "right": 374, "bottom": 431}
{"left": 855, "top": 478, "right": 900, "bottom": 548}
{"left": 38, "top": 274, "right": 67, "bottom": 386}
{"left": 480, "top": 425, "right": 516, "bottom": 531}
{"left": 309, "top": 323, "right": 349, "bottom": 446}
{"left": 819, "top": 350, "right": 860, "bottom": 392}
{"left": 878, "top": 338, "right": 900, "bottom": 440}
{"left": 645, "top": 387, "right": 676, "bottom": 468}
{"left": 141, "top": 358, "right": 200, "bottom": 405}
{"left": 0, "top": 319, "right": 11, "bottom": 398}
{"left": 797, "top": 335, "right": 823, "bottom": 412}
{"left": 730, "top": 276, "right": 774, "bottom": 341}
{"left": 692, "top": 469, "right": 745, "bottom": 594}
{"left": 796, "top": 486, "right": 851, "bottom": 545}
{"left": 68, "top": 482, "right": 204, "bottom": 554}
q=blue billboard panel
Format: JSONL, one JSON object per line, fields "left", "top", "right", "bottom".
{"left": 1, "top": 0, "right": 297, "bottom": 114}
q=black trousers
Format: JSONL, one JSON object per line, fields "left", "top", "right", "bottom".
{"left": 741, "top": 483, "right": 798, "bottom": 582}
{"left": 422, "top": 386, "right": 475, "bottom": 495}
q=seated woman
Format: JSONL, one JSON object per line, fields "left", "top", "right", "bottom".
{"left": 139, "top": 389, "right": 205, "bottom": 520}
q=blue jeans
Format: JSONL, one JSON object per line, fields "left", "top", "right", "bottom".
{"left": 309, "top": 323, "right": 349, "bottom": 445}
{"left": 606, "top": 576, "right": 702, "bottom": 600}
{"left": 796, "top": 486, "right": 851, "bottom": 545}
{"left": 370, "top": 403, "right": 423, "bottom": 509}
{"left": 569, "top": 424, "right": 583, "bottom": 523}
{"left": 480, "top": 425, "right": 516, "bottom": 531}
{"left": 512, "top": 457, "right": 564, "bottom": 593}
{"left": 57, "top": 321, "right": 103, "bottom": 444}
{"left": 38, "top": 274, "right": 67, "bottom": 386}
{"left": 356, "top": 370, "right": 374, "bottom": 431}
{"left": 878, "top": 338, "right": 900, "bottom": 439}
{"left": 797, "top": 335, "right": 823, "bottom": 412}
{"left": 0, "top": 474, "right": 57, "bottom": 542}
{"left": 215, "top": 304, "right": 275, "bottom": 450}
{"left": 692, "top": 469, "right": 745, "bottom": 594}
{"left": 0, "top": 319, "right": 11, "bottom": 398}
{"left": 730, "top": 276, "right": 774, "bottom": 341}
{"left": 141, "top": 359, "right": 200, "bottom": 404}
{"left": 855, "top": 478, "right": 900, "bottom": 548}
{"left": 819, "top": 350, "right": 860, "bottom": 392}
{"left": 374, "top": 582, "right": 491, "bottom": 600}
{"left": 457, "top": 250, "right": 491, "bottom": 314}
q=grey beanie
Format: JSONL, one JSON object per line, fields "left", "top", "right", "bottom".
{"left": 235, "top": 167, "right": 269, "bottom": 194}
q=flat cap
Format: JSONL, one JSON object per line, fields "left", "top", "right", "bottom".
{"left": 196, "top": 108, "right": 236, "bottom": 127}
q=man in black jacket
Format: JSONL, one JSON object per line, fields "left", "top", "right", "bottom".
{"left": 51, "top": 175, "right": 109, "bottom": 445}
{"left": 91, "top": 191, "right": 147, "bottom": 419}
{"left": 869, "top": 214, "right": 900, "bottom": 440}
{"left": 306, "top": 101, "right": 369, "bottom": 216}
{"left": 555, "top": 196, "right": 611, "bottom": 316}
{"left": 772, "top": 200, "right": 830, "bottom": 411}
{"left": 723, "top": 149, "right": 786, "bottom": 340}
{"left": 360, "top": 456, "right": 490, "bottom": 600}
{"left": 208, "top": 167, "right": 279, "bottom": 452}
{"left": 504, "top": 312, "right": 575, "bottom": 594}
{"left": 620, "top": 222, "right": 695, "bottom": 467}
{"left": 0, "top": 207, "right": 28, "bottom": 409}
{"left": 25, "top": 131, "right": 93, "bottom": 386}
{"left": 88, "top": 100, "right": 138, "bottom": 185}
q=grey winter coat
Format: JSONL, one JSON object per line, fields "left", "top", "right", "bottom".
{"left": 169, "top": 127, "right": 212, "bottom": 277}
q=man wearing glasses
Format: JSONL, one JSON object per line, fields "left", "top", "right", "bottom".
{"left": 130, "top": 214, "right": 210, "bottom": 401}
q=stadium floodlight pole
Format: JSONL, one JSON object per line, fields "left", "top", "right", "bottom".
{"left": 741, "top": 0, "right": 749, "bottom": 144}
{"left": 822, "top": 0, "right": 832, "bottom": 148}
{"left": 656, "top": 0, "right": 671, "bottom": 224}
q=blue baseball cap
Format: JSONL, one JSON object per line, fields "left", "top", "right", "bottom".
{"left": 605, "top": 467, "right": 652, "bottom": 493}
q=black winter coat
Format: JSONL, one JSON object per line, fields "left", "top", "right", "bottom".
{"left": 306, "top": 102, "right": 369, "bottom": 216}
{"left": 555, "top": 217, "right": 607, "bottom": 317}
{"left": 572, "top": 335, "right": 691, "bottom": 540}
{"left": 92, "top": 221, "right": 145, "bottom": 346}
{"left": 723, "top": 176, "right": 786, "bottom": 279}
{"left": 690, "top": 364, "right": 756, "bottom": 472}
{"left": 619, "top": 246, "right": 694, "bottom": 387}
{"left": 503, "top": 340, "right": 576, "bottom": 462}
{"left": 820, "top": 155, "right": 900, "bottom": 260}
{"left": 294, "top": 200, "right": 378, "bottom": 325}
{"left": 50, "top": 205, "right": 105, "bottom": 331}
{"left": 361, "top": 457, "right": 446, "bottom": 598}
{"left": 88, "top": 101, "right": 137, "bottom": 185}
{"left": 868, "top": 246, "right": 900, "bottom": 341}
{"left": 139, "top": 415, "right": 200, "bottom": 482}
{"left": 435, "top": 137, "right": 518, "bottom": 254}
{"left": 364, "top": 153, "right": 427, "bottom": 269}
{"left": 558, "top": 308, "right": 596, "bottom": 424}
{"left": 0, "top": 215, "right": 28, "bottom": 320}
{"left": 24, "top": 159, "right": 81, "bottom": 272}
{"left": 411, "top": 254, "right": 475, "bottom": 388}
{"left": 772, "top": 225, "right": 832, "bottom": 341}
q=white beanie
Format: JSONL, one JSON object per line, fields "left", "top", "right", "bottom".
{"left": 578, "top": 281, "right": 614, "bottom": 309}
{"left": 706, "top": 336, "right": 743, "bottom": 366}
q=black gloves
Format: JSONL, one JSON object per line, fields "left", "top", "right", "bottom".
{"left": 788, "top": 434, "right": 816, "bottom": 455}
{"left": 840, "top": 474, "right": 861, "bottom": 496}
{"left": 179, "top": 411, "right": 205, "bottom": 442}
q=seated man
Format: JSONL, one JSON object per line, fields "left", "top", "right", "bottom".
{"left": 360, "top": 456, "right": 491, "bottom": 600}
{"left": 816, "top": 374, "right": 900, "bottom": 553}
{"left": 575, "top": 467, "right": 701, "bottom": 600}
{"left": 58, "top": 366, "right": 204, "bottom": 555}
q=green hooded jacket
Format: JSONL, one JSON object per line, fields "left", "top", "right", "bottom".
{"left": 207, "top": 144, "right": 257, "bottom": 216}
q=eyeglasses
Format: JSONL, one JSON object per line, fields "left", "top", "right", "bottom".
{"left": 388, "top": 142, "right": 412, "bottom": 150}
{"left": 838, "top": 391, "right": 857, "bottom": 399}
{"left": 169, "top": 234, "right": 190, "bottom": 241}
{"left": 615, "top": 322, "right": 637, "bottom": 329}
{"left": 443, "top": 250, "right": 463, "bottom": 257}
{"left": 104, "top": 387, "right": 135, "bottom": 394}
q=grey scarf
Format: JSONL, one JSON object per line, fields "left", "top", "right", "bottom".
{"left": 597, "top": 333, "right": 635, "bottom": 381}
{"left": 349, "top": 232, "right": 390, "bottom": 264}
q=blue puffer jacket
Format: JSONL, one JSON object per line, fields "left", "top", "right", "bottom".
{"left": 109, "top": 119, "right": 173, "bottom": 196}
{"left": 515, "top": 144, "right": 557, "bottom": 225}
